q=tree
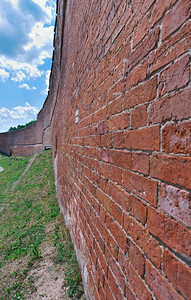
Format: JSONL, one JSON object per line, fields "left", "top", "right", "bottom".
{"left": 8, "top": 120, "right": 36, "bottom": 132}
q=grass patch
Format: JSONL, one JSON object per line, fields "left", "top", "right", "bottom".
{"left": 53, "top": 224, "right": 84, "bottom": 298}
{"left": 0, "top": 150, "right": 84, "bottom": 299}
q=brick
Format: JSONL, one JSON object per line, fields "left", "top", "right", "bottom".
{"left": 98, "top": 161, "right": 112, "bottom": 179}
{"left": 162, "top": 0, "right": 191, "bottom": 40}
{"left": 106, "top": 79, "right": 125, "bottom": 103}
{"left": 100, "top": 133, "right": 113, "bottom": 148}
{"left": 149, "top": 24, "right": 191, "bottom": 74}
{"left": 112, "top": 201, "right": 123, "bottom": 225}
{"left": 105, "top": 245, "right": 126, "bottom": 293}
{"left": 94, "top": 240, "right": 108, "bottom": 275}
{"left": 110, "top": 220, "right": 127, "bottom": 252}
{"left": 126, "top": 262, "right": 153, "bottom": 299}
{"left": 97, "top": 188, "right": 112, "bottom": 214}
{"left": 102, "top": 149, "right": 131, "bottom": 169}
{"left": 123, "top": 169, "right": 158, "bottom": 206}
{"left": 107, "top": 96, "right": 123, "bottom": 116}
{"left": 104, "top": 277, "right": 116, "bottom": 300}
{"left": 126, "top": 126, "right": 160, "bottom": 151}
{"left": 131, "top": 105, "right": 147, "bottom": 129}
{"left": 113, "top": 131, "right": 126, "bottom": 148}
{"left": 147, "top": 207, "right": 191, "bottom": 257}
{"left": 108, "top": 181, "right": 129, "bottom": 211}
{"left": 108, "top": 111, "right": 130, "bottom": 131}
{"left": 124, "top": 213, "right": 162, "bottom": 268}
{"left": 158, "top": 55, "right": 190, "bottom": 96}
{"left": 148, "top": 88, "right": 191, "bottom": 125}
{"left": 98, "top": 281, "right": 106, "bottom": 300}
{"left": 163, "top": 248, "right": 191, "bottom": 299}
{"left": 159, "top": 183, "right": 191, "bottom": 227}
{"left": 127, "top": 27, "right": 160, "bottom": 71}
{"left": 125, "top": 284, "right": 136, "bottom": 300}
{"left": 128, "top": 240, "right": 145, "bottom": 277}
{"left": 132, "top": 14, "right": 149, "bottom": 48}
{"left": 162, "top": 121, "right": 191, "bottom": 155}
{"left": 129, "top": 194, "right": 147, "bottom": 225}
{"left": 126, "top": 58, "right": 147, "bottom": 89}
{"left": 150, "top": 0, "right": 177, "bottom": 27}
{"left": 131, "top": 152, "right": 150, "bottom": 175}
{"left": 150, "top": 154, "right": 191, "bottom": 189}
{"left": 107, "top": 231, "right": 119, "bottom": 260}
{"left": 111, "top": 165, "right": 122, "bottom": 184}
{"left": 124, "top": 76, "right": 157, "bottom": 109}
{"left": 108, "top": 268, "right": 118, "bottom": 298}
{"left": 145, "top": 260, "right": 182, "bottom": 300}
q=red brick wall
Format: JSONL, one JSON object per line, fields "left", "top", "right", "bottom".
{"left": 52, "top": 0, "right": 191, "bottom": 299}
{"left": 0, "top": 0, "right": 190, "bottom": 298}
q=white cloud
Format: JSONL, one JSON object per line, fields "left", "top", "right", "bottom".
{"left": 24, "top": 22, "right": 54, "bottom": 51}
{"left": 11, "top": 70, "right": 26, "bottom": 82}
{"left": 8, "top": 0, "right": 19, "bottom": 9}
{"left": 32, "top": 0, "right": 55, "bottom": 22}
{"left": 0, "top": 68, "right": 9, "bottom": 81}
{"left": 0, "top": 56, "right": 43, "bottom": 82}
{"left": 42, "top": 69, "right": 50, "bottom": 95}
{"left": 19, "top": 83, "right": 30, "bottom": 89}
{"left": 0, "top": 102, "right": 39, "bottom": 132}
{"left": 0, "top": 0, "right": 56, "bottom": 85}
{"left": 19, "top": 83, "right": 37, "bottom": 90}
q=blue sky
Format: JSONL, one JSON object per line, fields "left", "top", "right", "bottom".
{"left": 0, "top": 0, "right": 56, "bottom": 132}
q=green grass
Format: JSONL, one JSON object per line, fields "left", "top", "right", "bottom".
{"left": 0, "top": 150, "right": 84, "bottom": 299}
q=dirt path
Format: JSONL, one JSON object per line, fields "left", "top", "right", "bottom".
{"left": 11, "top": 154, "right": 37, "bottom": 191}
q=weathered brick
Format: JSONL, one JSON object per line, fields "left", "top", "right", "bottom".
{"left": 126, "top": 262, "right": 153, "bottom": 299}
{"left": 123, "top": 169, "right": 158, "bottom": 205}
{"left": 132, "top": 14, "right": 149, "bottom": 48}
{"left": 126, "top": 58, "right": 147, "bottom": 89}
{"left": 125, "top": 126, "right": 160, "bottom": 151}
{"left": 108, "top": 181, "right": 129, "bottom": 211}
{"left": 127, "top": 27, "right": 160, "bottom": 71}
{"left": 112, "top": 201, "right": 123, "bottom": 225}
{"left": 108, "top": 111, "right": 130, "bottom": 131}
{"left": 159, "top": 183, "right": 191, "bottom": 227}
{"left": 150, "top": 0, "right": 177, "bottom": 27}
{"left": 107, "top": 96, "right": 123, "bottom": 116}
{"left": 163, "top": 248, "right": 191, "bottom": 299}
{"left": 148, "top": 88, "right": 191, "bottom": 124}
{"left": 111, "top": 165, "right": 122, "bottom": 184}
{"left": 97, "top": 188, "right": 112, "bottom": 214}
{"left": 145, "top": 260, "right": 182, "bottom": 300}
{"left": 161, "top": 0, "right": 191, "bottom": 40}
{"left": 147, "top": 207, "right": 191, "bottom": 257}
{"left": 124, "top": 76, "right": 157, "bottom": 109}
{"left": 128, "top": 240, "right": 145, "bottom": 277}
{"left": 158, "top": 55, "right": 190, "bottom": 96}
{"left": 131, "top": 105, "right": 147, "bottom": 129}
{"left": 162, "top": 121, "right": 191, "bottom": 155}
{"left": 102, "top": 149, "right": 131, "bottom": 169}
{"left": 124, "top": 213, "right": 162, "bottom": 268}
{"left": 131, "top": 152, "right": 150, "bottom": 175}
{"left": 129, "top": 194, "right": 147, "bottom": 225}
{"left": 149, "top": 24, "right": 191, "bottom": 74}
{"left": 110, "top": 220, "right": 127, "bottom": 252}
{"left": 150, "top": 154, "right": 191, "bottom": 189}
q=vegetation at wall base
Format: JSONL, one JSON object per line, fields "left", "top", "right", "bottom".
{"left": 0, "top": 150, "right": 84, "bottom": 299}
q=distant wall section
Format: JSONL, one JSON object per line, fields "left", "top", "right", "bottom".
{"left": 0, "top": 0, "right": 64, "bottom": 157}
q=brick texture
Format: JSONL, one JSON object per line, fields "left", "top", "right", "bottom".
{"left": 0, "top": 0, "right": 190, "bottom": 299}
